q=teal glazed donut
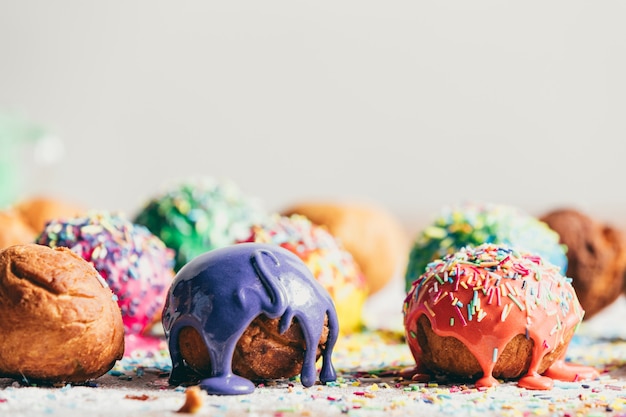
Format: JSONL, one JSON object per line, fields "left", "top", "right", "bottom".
{"left": 134, "top": 178, "right": 267, "bottom": 271}
{"left": 404, "top": 202, "right": 568, "bottom": 292}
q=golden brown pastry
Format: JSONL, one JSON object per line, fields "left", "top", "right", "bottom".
{"left": 0, "top": 244, "right": 124, "bottom": 383}
{"left": 15, "top": 195, "right": 84, "bottom": 232}
{"left": 282, "top": 201, "right": 410, "bottom": 295}
{"left": 540, "top": 208, "right": 626, "bottom": 319}
{"left": 0, "top": 210, "right": 36, "bottom": 249}
{"left": 177, "top": 315, "right": 329, "bottom": 381}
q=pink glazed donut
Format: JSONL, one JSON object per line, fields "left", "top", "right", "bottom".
{"left": 36, "top": 211, "right": 175, "bottom": 355}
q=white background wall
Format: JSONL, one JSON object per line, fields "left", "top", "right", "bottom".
{"left": 2, "top": 1, "right": 625, "bottom": 235}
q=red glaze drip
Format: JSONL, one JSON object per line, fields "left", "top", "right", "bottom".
{"left": 543, "top": 359, "right": 600, "bottom": 382}
{"left": 518, "top": 373, "right": 554, "bottom": 390}
{"left": 403, "top": 244, "right": 598, "bottom": 390}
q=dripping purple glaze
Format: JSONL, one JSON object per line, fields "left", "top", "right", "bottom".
{"left": 162, "top": 242, "right": 339, "bottom": 395}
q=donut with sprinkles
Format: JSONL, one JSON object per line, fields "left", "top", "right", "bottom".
{"left": 36, "top": 211, "right": 175, "bottom": 355}
{"left": 403, "top": 243, "right": 598, "bottom": 390}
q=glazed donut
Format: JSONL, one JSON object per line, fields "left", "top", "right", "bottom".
{"left": 238, "top": 213, "right": 368, "bottom": 334}
{"left": 405, "top": 202, "right": 567, "bottom": 293}
{"left": 403, "top": 243, "right": 598, "bottom": 390}
{"left": 134, "top": 177, "right": 267, "bottom": 271}
{"left": 163, "top": 243, "right": 338, "bottom": 395}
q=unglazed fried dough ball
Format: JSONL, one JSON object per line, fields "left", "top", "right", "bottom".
{"left": 15, "top": 195, "right": 84, "bottom": 232}
{"left": 0, "top": 209, "right": 36, "bottom": 249}
{"left": 0, "top": 244, "right": 124, "bottom": 383}
{"left": 281, "top": 201, "right": 410, "bottom": 295}
{"left": 540, "top": 208, "right": 626, "bottom": 319}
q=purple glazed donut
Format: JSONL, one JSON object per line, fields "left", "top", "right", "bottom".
{"left": 162, "top": 242, "right": 339, "bottom": 395}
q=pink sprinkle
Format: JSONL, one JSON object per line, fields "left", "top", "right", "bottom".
{"left": 455, "top": 306, "right": 468, "bottom": 326}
